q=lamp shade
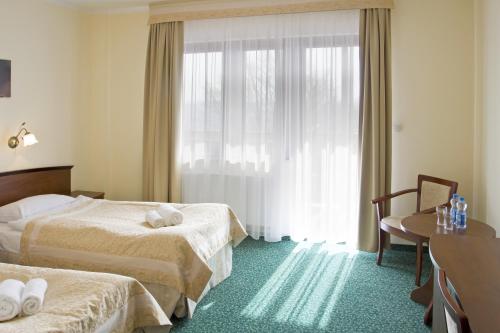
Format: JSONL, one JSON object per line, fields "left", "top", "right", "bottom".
{"left": 23, "top": 133, "right": 38, "bottom": 147}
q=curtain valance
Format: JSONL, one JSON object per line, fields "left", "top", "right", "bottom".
{"left": 149, "top": 0, "right": 393, "bottom": 24}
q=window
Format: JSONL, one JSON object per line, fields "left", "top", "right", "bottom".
{"left": 182, "top": 11, "right": 360, "bottom": 243}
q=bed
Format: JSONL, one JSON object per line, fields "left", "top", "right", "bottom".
{"left": 0, "top": 262, "right": 170, "bottom": 333}
{"left": 0, "top": 166, "right": 247, "bottom": 319}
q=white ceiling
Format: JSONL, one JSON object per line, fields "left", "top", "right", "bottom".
{"left": 53, "top": 0, "right": 157, "bottom": 10}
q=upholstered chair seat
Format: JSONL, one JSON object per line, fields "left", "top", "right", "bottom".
{"left": 380, "top": 216, "right": 404, "bottom": 230}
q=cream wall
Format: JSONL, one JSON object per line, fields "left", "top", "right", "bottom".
{"left": 475, "top": 0, "right": 500, "bottom": 235}
{"left": 0, "top": 0, "right": 84, "bottom": 174}
{"left": 72, "top": 11, "right": 149, "bottom": 200}
{"left": 390, "top": 0, "right": 475, "bottom": 238}
{"left": 0, "top": 0, "right": 148, "bottom": 200}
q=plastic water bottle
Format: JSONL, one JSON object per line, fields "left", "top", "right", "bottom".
{"left": 449, "top": 193, "right": 460, "bottom": 225}
{"left": 456, "top": 197, "right": 468, "bottom": 229}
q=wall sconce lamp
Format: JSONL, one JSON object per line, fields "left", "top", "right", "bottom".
{"left": 8, "top": 122, "right": 38, "bottom": 149}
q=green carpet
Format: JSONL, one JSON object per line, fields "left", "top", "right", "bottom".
{"left": 172, "top": 238, "right": 431, "bottom": 333}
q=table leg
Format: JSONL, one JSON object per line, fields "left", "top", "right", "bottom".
{"left": 410, "top": 269, "right": 433, "bottom": 305}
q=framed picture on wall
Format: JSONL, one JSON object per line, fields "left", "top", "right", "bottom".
{"left": 0, "top": 59, "right": 11, "bottom": 98}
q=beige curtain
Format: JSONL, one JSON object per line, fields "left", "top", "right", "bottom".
{"left": 143, "top": 22, "right": 184, "bottom": 202}
{"left": 357, "top": 8, "right": 392, "bottom": 252}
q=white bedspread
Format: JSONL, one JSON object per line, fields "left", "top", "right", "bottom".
{"left": 18, "top": 197, "right": 247, "bottom": 302}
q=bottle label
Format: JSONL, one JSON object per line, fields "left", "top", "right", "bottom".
{"left": 457, "top": 213, "right": 467, "bottom": 227}
{"left": 450, "top": 208, "right": 457, "bottom": 222}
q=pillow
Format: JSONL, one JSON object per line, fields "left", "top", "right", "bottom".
{"left": 0, "top": 194, "right": 75, "bottom": 223}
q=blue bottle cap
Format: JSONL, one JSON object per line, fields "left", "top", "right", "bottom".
{"left": 453, "top": 194, "right": 459, "bottom": 198}
{"left": 459, "top": 197, "right": 465, "bottom": 201}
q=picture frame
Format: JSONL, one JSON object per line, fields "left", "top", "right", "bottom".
{"left": 0, "top": 59, "right": 12, "bottom": 98}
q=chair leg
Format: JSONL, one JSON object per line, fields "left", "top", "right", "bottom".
{"left": 376, "top": 228, "right": 386, "bottom": 266}
{"left": 415, "top": 241, "right": 423, "bottom": 287}
{"left": 424, "top": 300, "right": 433, "bottom": 326}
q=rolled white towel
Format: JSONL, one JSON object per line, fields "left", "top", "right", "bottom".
{"left": 0, "top": 279, "right": 25, "bottom": 321}
{"left": 157, "top": 204, "right": 184, "bottom": 226}
{"left": 146, "top": 210, "right": 169, "bottom": 228}
{"left": 21, "top": 278, "right": 48, "bottom": 316}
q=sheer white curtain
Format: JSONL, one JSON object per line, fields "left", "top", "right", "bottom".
{"left": 181, "top": 10, "right": 360, "bottom": 244}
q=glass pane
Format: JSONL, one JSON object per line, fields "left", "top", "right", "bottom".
{"left": 182, "top": 51, "right": 223, "bottom": 164}
{"left": 244, "top": 49, "right": 276, "bottom": 170}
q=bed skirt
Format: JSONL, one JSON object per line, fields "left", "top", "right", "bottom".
{"left": 143, "top": 243, "right": 233, "bottom": 319}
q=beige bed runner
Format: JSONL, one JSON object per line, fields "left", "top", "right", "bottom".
{"left": 20, "top": 198, "right": 247, "bottom": 301}
{"left": 0, "top": 263, "right": 170, "bottom": 333}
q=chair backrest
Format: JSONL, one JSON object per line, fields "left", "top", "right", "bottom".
{"left": 438, "top": 269, "right": 470, "bottom": 333}
{"left": 417, "top": 175, "right": 458, "bottom": 212}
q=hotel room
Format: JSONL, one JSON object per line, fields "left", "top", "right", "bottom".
{"left": 0, "top": 0, "right": 498, "bottom": 332}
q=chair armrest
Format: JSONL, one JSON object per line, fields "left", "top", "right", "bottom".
{"left": 371, "top": 188, "right": 418, "bottom": 205}
{"left": 371, "top": 188, "right": 418, "bottom": 224}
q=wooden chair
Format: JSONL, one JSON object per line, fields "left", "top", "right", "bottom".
{"left": 371, "top": 175, "right": 458, "bottom": 286}
{"left": 438, "top": 269, "right": 470, "bottom": 333}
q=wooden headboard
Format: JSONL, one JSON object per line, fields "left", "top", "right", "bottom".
{"left": 0, "top": 166, "right": 73, "bottom": 207}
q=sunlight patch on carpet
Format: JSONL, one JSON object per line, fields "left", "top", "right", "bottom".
{"left": 318, "top": 254, "right": 357, "bottom": 329}
{"left": 240, "top": 243, "right": 308, "bottom": 318}
{"left": 274, "top": 250, "right": 346, "bottom": 326}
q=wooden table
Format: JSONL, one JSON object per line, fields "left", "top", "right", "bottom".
{"left": 430, "top": 235, "right": 500, "bottom": 333}
{"left": 400, "top": 214, "right": 496, "bottom": 324}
